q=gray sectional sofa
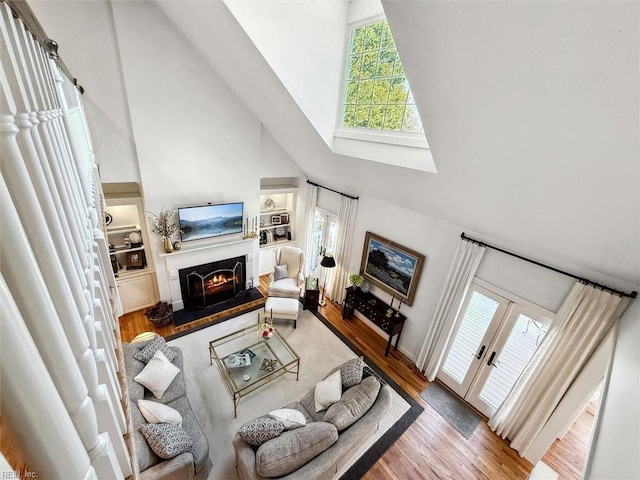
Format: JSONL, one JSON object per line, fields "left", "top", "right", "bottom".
{"left": 233, "top": 368, "right": 392, "bottom": 480}
{"left": 123, "top": 339, "right": 212, "bottom": 480}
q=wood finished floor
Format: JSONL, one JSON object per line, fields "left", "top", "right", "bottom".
{"left": 119, "top": 275, "right": 593, "bottom": 480}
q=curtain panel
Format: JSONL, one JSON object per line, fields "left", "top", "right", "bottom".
{"left": 488, "top": 282, "right": 630, "bottom": 457}
{"left": 302, "top": 183, "right": 318, "bottom": 276}
{"left": 328, "top": 195, "right": 358, "bottom": 304}
{"left": 415, "top": 239, "right": 486, "bottom": 381}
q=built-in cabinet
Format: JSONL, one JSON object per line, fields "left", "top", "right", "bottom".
{"left": 259, "top": 186, "right": 297, "bottom": 276}
{"left": 104, "top": 184, "right": 159, "bottom": 314}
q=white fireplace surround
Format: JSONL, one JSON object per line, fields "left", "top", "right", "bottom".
{"left": 156, "top": 237, "right": 259, "bottom": 311}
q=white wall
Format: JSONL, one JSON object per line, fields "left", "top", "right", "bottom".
{"left": 475, "top": 250, "right": 575, "bottom": 313}
{"left": 260, "top": 126, "right": 304, "bottom": 178}
{"left": 587, "top": 300, "right": 640, "bottom": 479}
{"left": 29, "top": 0, "right": 141, "bottom": 184}
{"left": 224, "top": 0, "right": 349, "bottom": 147}
{"left": 316, "top": 188, "right": 341, "bottom": 216}
{"left": 349, "top": 194, "right": 638, "bottom": 360}
{"left": 110, "top": 1, "right": 262, "bottom": 297}
{"left": 349, "top": 195, "right": 460, "bottom": 357}
{"left": 348, "top": 0, "right": 383, "bottom": 23}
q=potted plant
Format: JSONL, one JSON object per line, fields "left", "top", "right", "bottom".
{"left": 349, "top": 273, "right": 365, "bottom": 290}
{"left": 144, "top": 301, "right": 174, "bottom": 327}
{"left": 147, "top": 208, "right": 181, "bottom": 253}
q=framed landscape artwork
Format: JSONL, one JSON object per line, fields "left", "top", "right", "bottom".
{"left": 360, "top": 231, "right": 425, "bottom": 306}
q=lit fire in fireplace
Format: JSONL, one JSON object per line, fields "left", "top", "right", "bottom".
{"left": 181, "top": 257, "right": 245, "bottom": 309}
{"left": 205, "top": 274, "right": 236, "bottom": 293}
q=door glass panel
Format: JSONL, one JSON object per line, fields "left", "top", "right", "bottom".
{"left": 442, "top": 291, "right": 500, "bottom": 384}
{"left": 326, "top": 221, "right": 338, "bottom": 255}
{"left": 478, "top": 314, "right": 548, "bottom": 410}
{"left": 309, "top": 213, "right": 326, "bottom": 277}
{"left": 325, "top": 220, "right": 338, "bottom": 286}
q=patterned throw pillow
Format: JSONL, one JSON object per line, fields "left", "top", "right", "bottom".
{"left": 238, "top": 417, "right": 285, "bottom": 446}
{"left": 139, "top": 423, "right": 194, "bottom": 460}
{"left": 274, "top": 264, "right": 288, "bottom": 281}
{"left": 133, "top": 335, "right": 178, "bottom": 364}
{"left": 339, "top": 356, "right": 364, "bottom": 389}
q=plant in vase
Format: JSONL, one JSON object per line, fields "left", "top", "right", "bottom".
{"left": 349, "top": 273, "right": 365, "bottom": 290}
{"left": 147, "top": 208, "right": 181, "bottom": 253}
{"left": 257, "top": 310, "right": 274, "bottom": 339}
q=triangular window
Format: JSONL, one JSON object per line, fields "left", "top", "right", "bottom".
{"left": 340, "top": 19, "right": 422, "bottom": 133}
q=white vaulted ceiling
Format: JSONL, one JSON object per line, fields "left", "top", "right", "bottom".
{"left": 30, "top": 0, "right": 639, "bottom": 287}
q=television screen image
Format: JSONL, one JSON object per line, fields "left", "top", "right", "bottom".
{"left": 178, "top": 202, "right": 243, "bottom": 242}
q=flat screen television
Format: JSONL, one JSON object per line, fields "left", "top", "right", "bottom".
{"left": 178, "top": 202, "right": 243, "bottom": 242}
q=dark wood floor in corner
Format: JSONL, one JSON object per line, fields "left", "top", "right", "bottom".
{"left": 119, "top": 275, "right": 590, "bottom": 480}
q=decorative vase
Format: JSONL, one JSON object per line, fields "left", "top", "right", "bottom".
{"left": 162, "top": 236, "right": 173, "bottom": 253}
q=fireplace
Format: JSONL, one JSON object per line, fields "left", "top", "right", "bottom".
{"left": 178, "top": 256, "right": 246, "bottom": 309}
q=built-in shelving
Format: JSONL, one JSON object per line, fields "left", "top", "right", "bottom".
{"left": 259, "top": 187, "right": 296, "bottom": 248}
{"left": 258, "top": 185, "right": 298, "bottom": 275}
{"left": 103, "top": 183, "right": 159, "bottom": 314}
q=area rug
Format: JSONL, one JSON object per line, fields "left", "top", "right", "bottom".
{"left": 167, "top": 308, "right": 421, "bottom": 480}
{"left": 420, "top": 381, "right": 481, "bottom": 439}
{"left": 171, "top": 288, "right": 264, "bottom": 326}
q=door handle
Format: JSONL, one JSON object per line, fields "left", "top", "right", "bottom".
{"left": 475, "top": 345, "right": 486, "bottom": 360}
{"left": 487, "top": 351, "right": 499, "bottom": 367}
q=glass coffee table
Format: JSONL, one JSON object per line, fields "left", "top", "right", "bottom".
{"left": 209, "top": 324, "right": 300, "bottom": 417}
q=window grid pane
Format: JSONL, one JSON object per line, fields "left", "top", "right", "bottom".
{"left": 342, "top": 20, "right": 422, "bottom": 132}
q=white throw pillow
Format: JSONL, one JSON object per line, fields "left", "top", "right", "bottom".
{"left": 314, "top": 370, "right": 342, "bottom": 413}
{"left": 134, "top": 350, "right": 180, "bottom": 399}
{"left": 138, "top": 399, "right": 183, "bottom": 426}
{"left": 268, "top": 408, "right": 306, "bottom": 430}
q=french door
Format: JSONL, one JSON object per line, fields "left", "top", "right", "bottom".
{"left": 438, "top": 281, "right": 553, "bottom": 417}
{"left": 308, "top": 208, "right": 338, "bottom": 279}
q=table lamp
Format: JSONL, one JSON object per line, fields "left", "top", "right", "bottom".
{"left": 319, "top": 253, "right": 336, "bottom": 306}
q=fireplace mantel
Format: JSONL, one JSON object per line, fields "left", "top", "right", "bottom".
{"left": 158, "top": 237, "right": 255, "bottom": 258}
{"left": 155, "top": 237, "right": 258, "bottom": 311}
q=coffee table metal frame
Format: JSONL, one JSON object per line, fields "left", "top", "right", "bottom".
{"left": 209, "top": 324, "right": 300, "bottom": 417}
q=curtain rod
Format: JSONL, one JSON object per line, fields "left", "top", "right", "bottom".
{"left": 461, "top": 233, "right": 636, "bottom": 299}
{"left": 6, "top": 0, "right": 83, "bottom": 93}
{"left": 307, "top": 179, "right": 359, "bottom": 200}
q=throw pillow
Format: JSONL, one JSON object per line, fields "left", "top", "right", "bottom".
{"left": 134, "top": 350, "right": 180, "bottom": 399}
{"left": 324, "top": 376, "right": 381, "bottom": 432}
{"left": 138, "top": 399, "right": 182, "bottom": 426}
{"left": 274, "top": 264, "right": 288, "bottom": 281}
{"left": 139, "top": 423, "right": 194, "bottom": 460}
{"left": 339, "top": 356, "right": 364, "bottom": 389}
{"left": 238, "top": 417, "right": 285, "bottom": 447}
{"left": 133, "top": 335, "right": 177, "bottom": 364}
{"left": 268, "top": 408, "right": 306, "bottom": 430}
{"left": 314, "top": 370, "right": 342, "bottom": 413}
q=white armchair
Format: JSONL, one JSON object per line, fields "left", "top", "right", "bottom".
{"left": 268, "top": 246, "right": 305, "bottom": 299}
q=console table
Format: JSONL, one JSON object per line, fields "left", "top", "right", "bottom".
{"left": 342, "top": 287, "right": 406, "bottom": 356}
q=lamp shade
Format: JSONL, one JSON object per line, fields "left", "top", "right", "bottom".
{"left": 320, "top": 254, "right": 336, "bottom": 268}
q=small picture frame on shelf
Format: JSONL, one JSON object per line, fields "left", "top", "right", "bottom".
{"left": 271, "top": 215, "right": 282, "bottom": 225}
{"left": 280, "top": 213, "right": 289, "bottom": 224}
{"left": 125, "top": 251, "right": 144, "bottom": 269}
